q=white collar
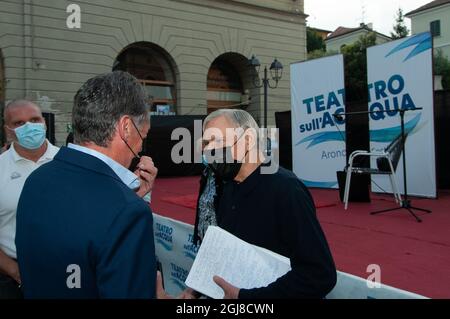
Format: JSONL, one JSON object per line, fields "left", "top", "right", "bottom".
{"left": 67, "top": 143, "right": 140, "bottom": 189}
{"left": 10, "top": 140, "right": 56, "bottom": 163}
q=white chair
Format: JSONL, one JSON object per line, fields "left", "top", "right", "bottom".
{"left": 343, "top": 135, "right": 403, "bottom": 210}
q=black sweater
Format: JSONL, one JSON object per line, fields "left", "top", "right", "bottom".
{"left": 216, "top": 165, "right": 337, "bottom": 299}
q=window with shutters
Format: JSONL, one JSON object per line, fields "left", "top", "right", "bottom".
{"left": 430, "top": 20, "right": 441, "bottom": 37}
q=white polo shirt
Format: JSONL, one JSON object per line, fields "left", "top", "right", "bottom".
{"left": 0, "top": 141, "right": 59, "bottom": 259}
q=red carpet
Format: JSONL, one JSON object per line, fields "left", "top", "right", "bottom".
{"left": 160, "top": 194, "right": 198, "bottom": 210}
{"left": 151, "top": 176, "right": 450, "bottom": 298}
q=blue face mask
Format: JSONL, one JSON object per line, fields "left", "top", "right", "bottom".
{"left": 13, "top": 122, "right": 46, "bottom": 150}
{"left": 201, "top": 154, "right": 209, "bottom": 166}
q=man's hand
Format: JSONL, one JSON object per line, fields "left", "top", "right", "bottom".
{"left": 9, "top": 262, "right": 21, "bottom": 285}
{"left": 178, "top": 287, "right": 200, "bottom": 299}
{"left": 156, "top": 271, "right": 201, "bottom": 299}
{"left": 0, "top": 252, "right": 21, "bottom": 284}
{"left": 213, "top": 276, "right": 240, "bottom": 299}
{"left": 134, "top": 156, "right": 158, "bottom": 198}
{"left": 156, "top": 271, "right": 173, "bottom": 299}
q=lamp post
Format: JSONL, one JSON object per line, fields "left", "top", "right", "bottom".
{"left": 248, "top": 55, "right": 283, "bottom": 154}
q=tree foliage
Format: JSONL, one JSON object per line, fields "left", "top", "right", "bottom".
{"left": 434, "top": 49, "right": 450, "bottom": 90}
{"left": 341, "top": 32, "right": 377, "bottom": 102}
{"left": 307, "top": 49, "right": 337, "bottom": 60}
{"left": 307, "top": 28, "right": 326, "bottom": 53}
{"left": 391, "top": 8, "right": 409, "bottom": 39}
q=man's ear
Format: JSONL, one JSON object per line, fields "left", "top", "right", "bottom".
{"left": 117, "top": 116, "right": 130, "bottom": 140}
{"left": 244, "top": 129, "right": 257, "bottom": 151}
{"left": 4, "top": 125, "right": 14, "bottom": 142}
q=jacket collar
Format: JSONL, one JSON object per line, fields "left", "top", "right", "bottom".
{"left": 67, "top": 143, "right": 139, "bottom": 189}
{"left": 54, "top": 146, "right": 124, "bottom": 184}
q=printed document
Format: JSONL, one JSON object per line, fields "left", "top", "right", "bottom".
{"left": 185, "top": 226, "right": 291, "bottom": 299}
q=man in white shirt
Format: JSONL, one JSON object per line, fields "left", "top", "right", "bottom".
{"left": 0, "top": 100, "right": 59, "bottom": 298}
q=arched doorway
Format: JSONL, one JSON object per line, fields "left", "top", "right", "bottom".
{"left": 207, "top": 53, "right": 253, "bottom": 114}
{"left": 113, "top": 43, "right": 178, "bottom": 115}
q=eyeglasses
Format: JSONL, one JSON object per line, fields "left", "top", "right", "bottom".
{"left": 129, "top": 118, "right": 145, "bottom": 141}
{"left": 202, "top": 133, "right": 244, "bottom": 150}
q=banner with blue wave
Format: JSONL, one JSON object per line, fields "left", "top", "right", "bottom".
{"left": 296, "top": 113, "right": 421, "bottom": 149}
{"left": 153, "top": 214, "right": 199, "bottom": 296}
{"left": 367, "top": 32, "right": 436, "bottom": 198}
{"left": 291, "top": 55, "right": 347, "bottom": 189}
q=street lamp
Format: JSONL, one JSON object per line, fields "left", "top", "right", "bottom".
{"left": 248, "top": 55, "right": 283, "bottom": 128}
{"left": 248, "top": 55, "right": 283, "bottom": 154}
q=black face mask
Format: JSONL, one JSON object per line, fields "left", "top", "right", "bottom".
{"left": 204, "top": 136, "right": 247, "bottom": 182}
{"left": 122, "top": 118, "right": 145, "bottom": 170}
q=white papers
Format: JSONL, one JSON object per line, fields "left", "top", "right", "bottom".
{"left": 185, "top": 226, "right": 291, "bottom": 299}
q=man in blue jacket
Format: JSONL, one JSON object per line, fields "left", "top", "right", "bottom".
{"left": 15, "top": 71, "right": 158, "bottom": 298}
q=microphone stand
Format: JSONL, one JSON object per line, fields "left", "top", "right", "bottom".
{"left": 340, "top": 107, "right": 431, "bottom": 222}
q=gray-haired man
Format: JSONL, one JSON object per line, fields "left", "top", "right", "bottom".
{"left": 15, "top": 71, "right": 159, "bottom": 298}
{"left": 198, "top": 109, "right": 337, "bottom": 299}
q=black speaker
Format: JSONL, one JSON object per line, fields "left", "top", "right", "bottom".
{"left": 144, "top": 115, "right": 206, "bottom": 177}
{"left": 42, "top": 112, "right": 56, "bottom": 145}
{"left": 275, "top": 111, "right": 292, "bottom": 170}
{"left": 336, "top": 171, "right": 370, "bottom": 202}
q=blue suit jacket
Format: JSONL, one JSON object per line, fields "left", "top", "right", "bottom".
{"left": 15, "top": 147, "right": 156, "bottom": 299}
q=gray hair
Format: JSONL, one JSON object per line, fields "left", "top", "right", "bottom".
{"left": 203, "top": 109, "right": 261, "bottom": 145}
{"left": 3, "top": 99, "right": 41, "bottom": 123}
{"left": 72, "top": 71, "right": 149, "bottom": 147}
